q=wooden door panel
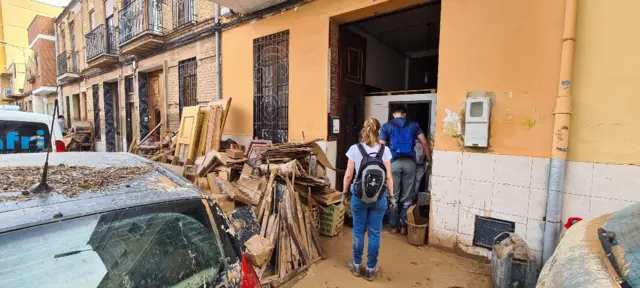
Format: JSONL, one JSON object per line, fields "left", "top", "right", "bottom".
{"left": 336, "top": 27, "right": 367, "bottom": 190}
{"left": 175, "top": 106, "right": 202, "bottom": 161}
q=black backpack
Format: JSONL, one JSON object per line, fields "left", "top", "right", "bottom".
{"left": 353, "top": 144, "right": 387, "bottom": 204}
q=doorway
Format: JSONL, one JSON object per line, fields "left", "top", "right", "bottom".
{"left": 103, "top": 82, "right": 118, "bottom": 152}
{"left": 148, "top": 70, "right": 163, "bottom": 141}
{"left": 336, "top": 1, "right": 441, "bottom": 190}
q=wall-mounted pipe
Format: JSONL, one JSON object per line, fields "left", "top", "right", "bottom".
{"left": 215, "top": 4, "right": 222, "bottom": 100}
{"left": 542, "top": 0, "right": 578, "bottom": 264}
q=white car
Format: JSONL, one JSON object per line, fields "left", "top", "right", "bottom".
{"left": 0, "top": 110, "right": 65, "bottom": 153}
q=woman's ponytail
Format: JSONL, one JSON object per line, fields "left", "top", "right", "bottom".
{"left": 360, "top": 117, "right": 381, "bottom": 147}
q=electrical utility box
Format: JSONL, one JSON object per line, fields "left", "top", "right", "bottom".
{"left": 464, "top": 97, "right": 490, "bottom": 147}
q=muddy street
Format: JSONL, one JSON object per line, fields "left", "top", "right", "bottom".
{"left": 293, "top": 226, "right": 492, "bottom": 288}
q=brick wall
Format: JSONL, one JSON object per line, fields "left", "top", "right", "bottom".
{"left": 28, "top": 16, "right": 55, "bottom": 44}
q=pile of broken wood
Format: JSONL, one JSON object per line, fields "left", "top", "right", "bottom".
{"left": 133, "top": 98, "right": 232, "bottom": 165}
{"left": 133, "top": 98, "right": 345, "bottom": 286}
{"left": 192, "top": 140, "right": 343, "bottom": 286}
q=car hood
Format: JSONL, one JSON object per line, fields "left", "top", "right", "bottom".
{"left": 537, "top": 214, "right": 619, "bottom": 288}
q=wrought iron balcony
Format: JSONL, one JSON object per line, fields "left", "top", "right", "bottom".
{"left": 118, "top": 0, "right": 165, "bottom": 46}
{"left": 86, "top": 25, "right": 118, "bottom": 62}
{"left": 172, "top": 0, "right": 195, "bottom": 29}
{"left": 57, "top": 51, "right": 80, "bottom": 81}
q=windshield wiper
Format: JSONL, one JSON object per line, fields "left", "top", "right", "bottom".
{"left": 598, "top": 228, "right": 631, "bottom": 288}
{"left": 54, "top": 248, "right": 93, "bottom": 258}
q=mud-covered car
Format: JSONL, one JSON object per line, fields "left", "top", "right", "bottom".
{"left": 538, "top": 202, "right": 640, "bottom": 288}
{"left": 0, "top": 153, "right": 260, "bottom": 288}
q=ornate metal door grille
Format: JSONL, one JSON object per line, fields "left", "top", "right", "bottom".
{"left": 253, "top": 30, "right": 289, "bottom": 143}
{"left": 93, "top": 84, "right": 101, "bottom": 140}
{"left": 125, "top": 76, "right": 133, "bottom": 148}
{"left": 138, "top": 72, "right": 150, "bottom": 139}
{"left": 103, "top": 83, "right": 116, "bottom": 152}
{"left": 178, "top": 58, "right": 197, "bottom": 117}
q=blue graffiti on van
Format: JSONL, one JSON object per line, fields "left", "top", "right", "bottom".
{"left": 0, "top": 130, "right": 46, "bottom": 151}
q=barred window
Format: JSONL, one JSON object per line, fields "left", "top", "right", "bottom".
{"left": 253, "top": 30, "right": 289, "bottom": 143}
{"left": 178, "top": 58, "right": 197, "bottom": 116}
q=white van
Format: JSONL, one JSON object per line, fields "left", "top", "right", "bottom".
{"left": 0, "top": 110, "right": 65, "bottom": 153}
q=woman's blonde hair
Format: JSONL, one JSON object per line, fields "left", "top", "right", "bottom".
{"left": 360, "top": 117, "right": 381, "bottom": 147}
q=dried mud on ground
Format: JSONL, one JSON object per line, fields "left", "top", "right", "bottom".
{"left": 293, "top": 226, "right": 491, "bottom": 288}
{"left": 0, "top": 165, "right": 153, "bottom": 201}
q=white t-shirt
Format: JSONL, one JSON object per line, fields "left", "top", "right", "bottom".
{"left": 346, "top": 143, "right": 392, "bottom": 177}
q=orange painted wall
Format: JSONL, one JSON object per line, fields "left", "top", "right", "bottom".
{"left": 435, "top": 0, "right": 565, "bottom": 158}
{"left": 221, "top": 0, "right": 422, "bottom": 141}
{"left": 568, "top": 0, "right": 640, "bottom": 165}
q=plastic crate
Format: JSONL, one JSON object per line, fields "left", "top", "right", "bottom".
{"left": 318, "top": 203, "right": 345, "bottom": 237}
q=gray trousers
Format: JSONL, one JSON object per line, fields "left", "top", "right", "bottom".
{"left": 415, "top": 163, "right": 426, "bottom": 194}
{"left": 391, "top": 158, "right": 417, "bottom": 227}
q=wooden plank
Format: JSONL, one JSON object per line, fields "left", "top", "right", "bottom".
{"left": 282, "top": 185, "right": 310, "bottom": 265}
{"left": 206, "top": 173, "right": 221, "bottom": 195}
{"left": 196, "top": 107, "right": 212, "bottom": 157}
{"left": 138, "top": 122, "right": 162, "bottom": 147}
{"left": 204, "top": 106, "right": 219, "bottom": 152}
{"left": 128, "top": 138, "right": 138, "bottom": 153}
{"left": 258, "top": 214, "right": 278, "bottom": 278}
{"left": 211, "top": 106, "right": 223, "bottom": 151}
{"left": 174, "top": 107, "right": 202, "bottom": 161}
{"left": 294, "top": 189, "right": 311, "bottom": 261}
{"left": 363, "top": 88, "right": 437, "bottom": 96}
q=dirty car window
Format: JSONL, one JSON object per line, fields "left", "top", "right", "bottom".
{"left": 0, "top": 200, "right": 224, "bottom": 288}
{"left": 603, "top": 201, "right": 640, "bottom": 286}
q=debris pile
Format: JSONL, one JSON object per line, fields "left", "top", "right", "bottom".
{"left": 135, "top": 99, "right": 345, "bottom": 286}
{"left": 0, "top": 165, "right": 153, "bottom": 201}
{"left": 196, "top": 140, "right": 344, "bottom": 286}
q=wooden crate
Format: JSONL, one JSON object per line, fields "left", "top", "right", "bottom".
{"left": 318, "top": 203, "right": 345, "bottom": 237}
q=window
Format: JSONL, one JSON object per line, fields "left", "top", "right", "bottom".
{"left": 173, "top": 0, "right": 195, "bottom": 28}
{"left": 0, "top": 120, "right": 51, "bottom": 154}
{"left": 34, "top": 54, "right": 40, "bottom": 75}
{"left": 105, "top": 0, "right": 114, "bottom": 27}
{"left": 0, "top": 199, "right": 226, "bottom": 286}
{"left": 253, "top": 30, "right": 290, "bottom": 143}
{"left": 178, "top": 58, "right": 197, "bottom": 116}
{"left": 89, "top": 10, "right": 96, "bottom": 30}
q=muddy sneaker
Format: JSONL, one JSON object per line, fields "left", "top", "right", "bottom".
{"left": 364, "top": 266, "right": 379, "bottom": 281}
{"left": 347, "top": 260, "right": 362, "bottom": 277}
{"left": 390, "top": 227, "right": 399, "bottom": 234}
{"left": 400, "top": 225, "right": 407, "bottom": 235}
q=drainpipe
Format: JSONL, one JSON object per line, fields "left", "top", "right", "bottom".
{"left": 542, "top": 0, "right": 578, "bottom": 263}
{"left": 214, "top": 4, "right": 222, "bottom": 100}
{"left": 54, "top": 24, "right": 63, "bottom": 119}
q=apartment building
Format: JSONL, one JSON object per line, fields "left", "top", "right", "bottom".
{"left": 56, "top": 0, "right": 218, "bottom": 152}
{"left": 0, "top": 0, "right": 63, "bottom": 104}
{"left": 13, "top": 16, "right": 59, "bottom": 114}
{"left": 211, "top": 0, "right": 640, "bottom": 266}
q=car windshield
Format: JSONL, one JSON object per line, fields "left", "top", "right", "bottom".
{"left": 0, "top": 199, "right": 225, "bottom": 287}
{"left": 0, "top": 120, "right": 51, "bottom": 154}
{"left": 603, "top": 201, "right": 640, "bottom": 286}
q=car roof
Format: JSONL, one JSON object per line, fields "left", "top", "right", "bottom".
{"left": 0, "top": 152, "right": 202, "bottom": 233}
{"left": 0, "top": 110, "right": 63, "bottom": 139}
{"left": 0, "top": 110, "right": 55, "bottom": 123}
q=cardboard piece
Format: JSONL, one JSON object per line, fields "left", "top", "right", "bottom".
{"left": 244, "top": 235, "right": 274, "bottom": 267}
{"left": 227, "top": 148, "right": 245, "bottom": 159}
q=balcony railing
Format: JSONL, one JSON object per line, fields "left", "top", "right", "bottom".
{"left": 118, "top": 0, "right": 164, "bottom": 45}
{"left": 57, "top": 51, "right": 79, "bottom": 76}
{"left": 172, "top": 0, "right": 195, "bottom": 28}
{"left": 86, "top": 25, "right": 118, "bottom": 61}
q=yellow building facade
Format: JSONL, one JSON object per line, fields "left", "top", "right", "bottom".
{"left": 0, "top": 0, "right": 62, "bottom": 102}
{"left": 219, "top": 0, "right": 640, "bottom": 264}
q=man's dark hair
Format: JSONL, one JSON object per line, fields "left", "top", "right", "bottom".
{"left": 392, "top": 106, "right": 407, "bottom": 114}
{"left": 58, "top": 115, "right": 64, "bottom": 119}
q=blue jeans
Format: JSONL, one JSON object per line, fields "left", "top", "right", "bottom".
{"left": 351, "top": 193, "right": 388, "bottom": 269}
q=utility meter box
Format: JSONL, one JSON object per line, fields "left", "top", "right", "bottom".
{"left": 464, "top": 97, "right": 490, "bottom": 147}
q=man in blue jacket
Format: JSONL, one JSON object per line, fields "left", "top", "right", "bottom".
{"left": 380, "top": 106, "right": 431, "bottom": 235}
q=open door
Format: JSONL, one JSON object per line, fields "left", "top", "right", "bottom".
{"left": 336, "top": 27, "right": 367, "bottom": 190}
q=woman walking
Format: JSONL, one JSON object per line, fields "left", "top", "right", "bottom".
{"left": 343, "top": 117, "right": 395, "bottom": 281}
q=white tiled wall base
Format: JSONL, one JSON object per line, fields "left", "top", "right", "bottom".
{"left": 429, "top": 150, "right": 640, "bottom": 264}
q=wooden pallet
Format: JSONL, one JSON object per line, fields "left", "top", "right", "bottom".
{"left": 364, "top": 88, "right": 437, "bottom": 96}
